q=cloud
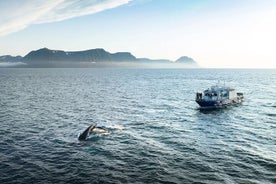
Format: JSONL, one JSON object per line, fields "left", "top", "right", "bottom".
{"left": 0, "top": 0, "right": 131, "bottom": 36}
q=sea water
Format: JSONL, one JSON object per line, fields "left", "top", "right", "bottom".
{"left": 0, "top": 68, "right": 275, "bottom": 183}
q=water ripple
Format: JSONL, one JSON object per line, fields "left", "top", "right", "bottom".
{"left": 0, "top": 68, "right": 275, "bottom": 183}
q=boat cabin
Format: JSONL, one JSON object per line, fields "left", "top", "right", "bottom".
{"left": 196, "top": 85, "right": 237, "bottom": 102}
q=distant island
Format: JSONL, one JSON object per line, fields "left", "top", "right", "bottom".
{"left": 0, "top": 48, "right": 198, "bottom": 68}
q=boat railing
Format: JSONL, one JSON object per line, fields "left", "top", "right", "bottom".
{"left": 237, "top": 92, "right": 243, "bottom": 96}
{"left": 196, "top": 92, "right": 203, "bottom": 101}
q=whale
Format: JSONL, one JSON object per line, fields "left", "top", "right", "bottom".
{"left": 78, "top": 124, "right": 96, "bottom": 141}
{"left": 78, "top": 124, "right": 110, "bottom": 141}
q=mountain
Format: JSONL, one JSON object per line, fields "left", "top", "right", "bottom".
{"left": 23, "top": 48, "right": 137, "bottom": 62}
{"left": 174, "top": 56, "right": 198, "bottom": 67}
{"left": 111, "top": 52, "right": 137, "bottom": 62}
{"left": 0, "top": 47, "right": 198, "bottom": 67}
{"left": 175, "top": 56, "right": 196, "bottom": 64}
{"left": 0, "top": 55, "right": 22, "bottom": 62}
{"left": 67, "top": 49, "right": 112, "bottom": 62}
{"left": 23, "top": 48, "right": 67, "bottom": 62}
{"left": 0, "top": 55, "right": 25, "bottom": 67}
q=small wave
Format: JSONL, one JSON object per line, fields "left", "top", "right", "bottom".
{"left": 261, "top": 104, "right": 276, "bottom": 108}
{"left": 266, "top": 113, "right": 276, "bottom": 117}
{"left": 107, "top": 124, "right": 125, "bottom": 130}
{"left": 91, "top": 127, "right": 111, "bottom": 135}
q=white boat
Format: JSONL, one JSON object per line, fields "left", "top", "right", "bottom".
{"left": 195, "top": 83, "right": 244, "bottom": 109}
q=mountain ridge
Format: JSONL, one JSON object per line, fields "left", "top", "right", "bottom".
{"left": 0, "top": 47, "right": 198, "bottom": 67}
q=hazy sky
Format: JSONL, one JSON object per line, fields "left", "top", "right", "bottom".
{"left": 0, "top": 0, "right": 275, "bottom": 68}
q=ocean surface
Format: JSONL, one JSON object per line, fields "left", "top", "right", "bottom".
{"left": 0, "top": 68, "right": 275, "bottom": 184}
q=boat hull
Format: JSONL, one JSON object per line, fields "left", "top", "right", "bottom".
{"left": 196, "top": 97, "right": 243, "bottom": 109}
{"left": 196, "top": 100, "right": 217, "bottom": 108}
